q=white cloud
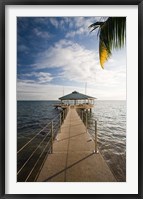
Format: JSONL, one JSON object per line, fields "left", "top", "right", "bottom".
{"left": 17, "top": 80, "right": 126, "bottom": 101}
{"left": 18, "top": 45, "right": 29, "bottom": 53}
{"left": 33, "top": 17, "right": 49, "bottom": 25}
{"left": 49, "top": 18, "right": 59, "bottom": 28}
{"left": 17, "top": 17, "right": 126, "bottom": 100}
{"left": 33, "top": 39, "right": 126, "bottom": 88}
{"left": 17, "top": 82, "right": 83, "bottom": 100}
{"left": 32, "top": 40, "right": 126, "bottom": 85}
{"left": 18, "top": 40, "right": 126, "bottom": 100}
{"left": 65, "top": 17, "right": 101, "bottom": 38}
{"left": 36, "top": 72, "right": 53, "bottom": 83}
{"left": 33, "top": 28, "right": 51, "bottom": 39}
{"left": 20, "top": 72, "right": 53, "bottom": 84}
{"left": 34, "top": 39, "right": 99, "bottom": 83}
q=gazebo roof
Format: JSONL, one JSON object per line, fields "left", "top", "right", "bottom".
{"left": 59, "top": 91, "right": 96, "bottom": 100}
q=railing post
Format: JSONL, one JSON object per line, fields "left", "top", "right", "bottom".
{"left": 86, "top": 112, "right": 88, "bottom": 133}
{"left": 83, "top": 111, "right": 85, "bottom": 124}
{"left": 65, "top": 108, "right": 67, "bottom": 117}
{"left": 79, "top": 110, "right": 80, "bottom": 119}
{"left": 51, "top": 121, "right": 53, "bottom": 153}
{"left": 60, "top": 113, "right": 62, "bottom": 133}
{"left": 94, "top": 120, "right": 98, "bottom": 154}
{"left": 63, "top": 110, "right": 65, "bottom": 121}
{"left": 82, "top": 110, "right": 83, "bottom": 121}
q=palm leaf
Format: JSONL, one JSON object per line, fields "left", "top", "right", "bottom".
{"left": 101, "top": 17, "right": 126, "bottom": 50}
{"left": 88, "top": 21, "right": 104, "bottom": 32}
{"left": 89, "top": 17, "right": 126, "bottom": 68}
{"left": 99, "top": 40, "right": 111, "bottom": 69}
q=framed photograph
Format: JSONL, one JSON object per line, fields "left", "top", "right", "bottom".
{"left": 0, "top": 0, "right": 143, "bottom": 198}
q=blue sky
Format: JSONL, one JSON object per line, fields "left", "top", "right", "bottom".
{"left": 17, "top": 17, "right": 126, "bottom": 100}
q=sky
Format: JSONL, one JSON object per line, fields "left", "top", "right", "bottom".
{"left": 17, "top": 17, "right": 126, "bottom": 100}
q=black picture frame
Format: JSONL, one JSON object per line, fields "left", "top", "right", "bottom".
{"left": 0, "top": 0, "right": 143, "bottom": 198}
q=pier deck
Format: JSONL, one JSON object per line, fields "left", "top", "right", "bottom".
{"left": 37, "top": 107, "right": 116, "bottom": 182}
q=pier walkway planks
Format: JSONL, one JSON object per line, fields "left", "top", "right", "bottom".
{"left": 37, "top": 107, "right": 116, "bottom": 182}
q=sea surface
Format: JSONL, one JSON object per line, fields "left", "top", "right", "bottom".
{"left": 17, "top": 100, "right": 126, "bottom": 182}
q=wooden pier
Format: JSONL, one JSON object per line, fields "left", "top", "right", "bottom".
{"left": 37, "top": 106, "right": 116, "bottom": 182}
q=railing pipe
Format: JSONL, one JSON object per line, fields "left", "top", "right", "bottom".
{"left": 51, "top": 121, "right": 53, "bottom": 153}
{"left": 82, "top": 110, "right": 83, "bottom": 121}
{"left": 17, "top": 107, "right": 69, "bottom": 181}
{"left": 17, "top": 131, "right": 49, "bottom": 175}
{"left": 60, "top": 113, "right": 62, "bottom": 133}
{"left": 17, "top": 121, "right": 51, "bottom": 154}
{"left": 94, "top": 120, "right": 98, "bottom": 154}
{"left": 76, "top": 109, "right": 98, "bottom": 154}
{"left": 17, "top": 109, "right": 68, "bottom": 182}
{"left": 25, "top": 140, "right": 51, "bottom": 182}
{"left": 63, "top": 110, "right": 65, "bottom": 121}
{"left": 34, "top": 147, "right": 50, "bottom": 182}
{"left": 86, "top": 112, "right": 88, "bottom": 133}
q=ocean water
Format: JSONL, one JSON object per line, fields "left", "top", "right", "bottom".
{"left": 89, "top": 100, "right": 126, "bottom": 182}
{"left": 17, "top": 100, "right": 126, "bottom": 182}
{"left": 17, "top": 101, "right": 61, "bottom": 150}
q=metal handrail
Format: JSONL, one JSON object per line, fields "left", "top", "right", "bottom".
{"left": 17, "top": 129, "right": 50, "bottom": 175}
{"left": 17, "top": 114, "right": 62, "bottom": 154}
{"left": 25, "top": 139, "right": 52, "bottom": 182}
{"left": 76, "top": 109, "right": 98, "bottom": 154}
{"left": 33, "top": 147, "right": 50, "bottom": 182}
{"left": 17, "top": 108, "right": 69, "bottom": 182}
{"left": 17, "top": 121, "right": 52, "bottom": 154}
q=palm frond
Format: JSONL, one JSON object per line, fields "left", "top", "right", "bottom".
{"left": 102, "top": 17, "right": 126, "bottom": 50}
{"left": 88, "top": 21, "right": 104, "bottom": 29}
{"left": 89, "top": 17, "right": 126, "bottom": 68}
{"left": 88, "top": 22, "right": 104, "bottom": 32}
{"left": 99, "top": 40, "right": 111, "bottom": 69}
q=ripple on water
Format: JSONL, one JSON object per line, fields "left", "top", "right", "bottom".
{"left": 89, "top": 100, "right": 126, "bottom": 182}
